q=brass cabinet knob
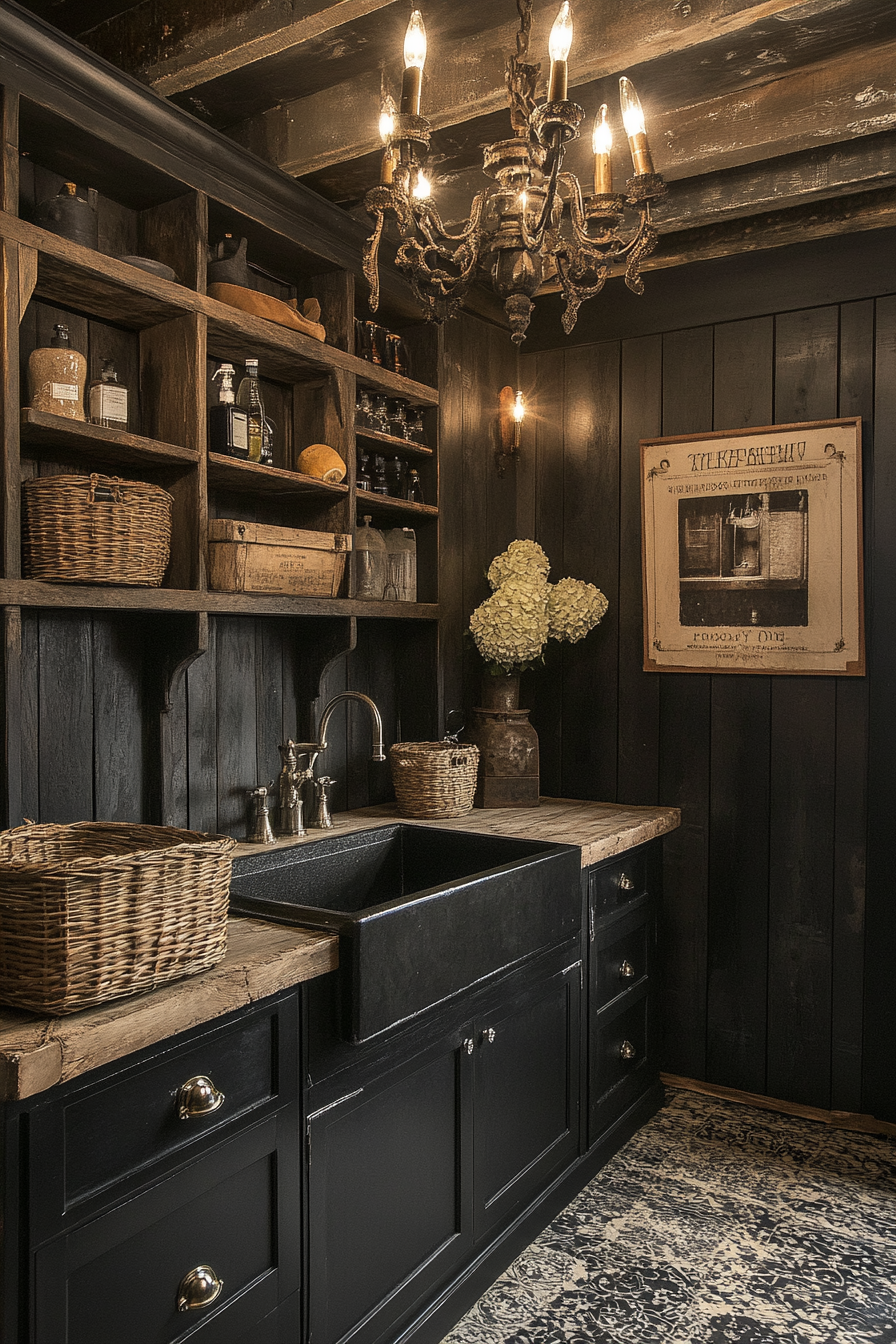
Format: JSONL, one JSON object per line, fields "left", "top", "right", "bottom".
{"left": 177, "top": 1265, "right": 223, "bottom": 1312}
{"left": 619, "top": 874, "right": 635, "bottom": 891}
{"left": 619, "top": 960, "right": 636, "bottom": 980}
{"left": 176, "top": 1075, "right": 225, "bottom": 1120}
{"left": 619, "top": 1039, "right": 637, "bottom": 1062}
{"left": 482, "top": 1027, "right": 496, "bottom": 1045}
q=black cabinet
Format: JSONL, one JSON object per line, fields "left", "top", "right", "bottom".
{"left": 8, "top": 992, "right": 301, "bottom": 1344}
{"left": 305, "top": 944, "right": 582, "bottom": 1344}
{"left": 587, "top": 844, "right": 661, "bottom": 1148}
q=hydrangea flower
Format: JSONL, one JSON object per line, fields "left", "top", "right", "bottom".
{"left": 548, "top": 578, "right": 609, "bottom": 643}
{"left": 487, "top": 539, "right": 550, "bottom": 591}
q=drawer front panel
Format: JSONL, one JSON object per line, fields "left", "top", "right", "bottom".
{"left": 34, "top": 1117, "right": 294, "bottom": 1344}
{"left": 593, "top": 917, "right": 651, "bottom": 1012}
{"left": 31, "top": 994, "right": 296, "bottom": 1231}
{"left": 590, "top": 846, "right": 657, "bottom": 915}
{"left": 589, "top": 988, "right": 656, "bottom": 1145}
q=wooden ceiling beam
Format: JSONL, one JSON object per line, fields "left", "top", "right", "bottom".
{"left": 229, "top": 0, "right": 872, "bottom": 177}
{"left": 80, "top": 0, "right": 400, "bottom": 97}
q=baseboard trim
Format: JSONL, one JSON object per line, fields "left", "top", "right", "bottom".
{"left": 662, "top": 1073, "right": 896, "bottom": 1138}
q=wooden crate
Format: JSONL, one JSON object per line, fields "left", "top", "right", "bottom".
{"left": 208, "top": 519, "right": 351, "bottom": 597}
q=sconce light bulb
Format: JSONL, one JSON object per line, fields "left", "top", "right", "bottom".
{"left": 413, "top": 170, "right": 431, "bottom": 200}
{"left": 513, "top": 390, "right": 526, "bottom": 423}
{"left": 404, "top": 9, "right": 427, "bottom": 70}
{"left": 619, "top": 76, "right": 646, "bottom": 138}
{"left": 592, "top": 103, "right": 612, "bottom": 156}
{"left": 549, "top": 1, "right": 573, "bottom": 63}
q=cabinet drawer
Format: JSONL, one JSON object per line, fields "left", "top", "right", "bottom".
{"left": 592, "top": 906, "right": 655, "bottom": 1012}
{"left": 589, "top": 986, "right": 657, "bottom": 1145}
{"left": 589, "top": 846, "right": 656, "bottom": 914}
{"left": 33, "top": 1114, "right": 298, "bottom": 1344}
{"left": 30, "top": 993, "right": 297, "bottom": 1233}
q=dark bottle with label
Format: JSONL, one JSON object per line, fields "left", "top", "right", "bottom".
{"left": 209, "top": 363, "right": 249, "bottom": 459}
{"left": 385, "top": 456, "right": 405, "bottom": 497}
{"left": 236, "top": 357, "right": 265, "bottom": 463}
{"left": 357, "top": 453, "right": 372, "bottom": 491}
{"left": 372, "top": 455, "right": 389, "bottom": 495}
{"left": 405, "top": 469, "right": 424, "bottom": 504}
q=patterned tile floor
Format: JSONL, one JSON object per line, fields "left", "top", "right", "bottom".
{"left": 442, "top": 1088, "right": 896, "bottom": 1344}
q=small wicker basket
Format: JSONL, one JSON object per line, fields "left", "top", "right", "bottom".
{"left": 389, "top": 741, "right": 480, "bottom": 819}
{"left": 0, "top": 821, "right": 235, "bottom": 1015}
{"left": 22, "top": 472, "right": 173, "bottom": 586}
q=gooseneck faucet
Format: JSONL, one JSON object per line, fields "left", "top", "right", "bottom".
{"left": 293, "top": 692, "right": 386, "bottom": 828}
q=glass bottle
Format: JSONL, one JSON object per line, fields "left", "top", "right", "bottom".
{"left": 385, "top": 456, "right": 405, "bottom": 497}
{"left": 405, "top": 469, "right": 424, "bottom": 504}
{"left": 236, "top": 357, "right": 265, "bottom": 463}
{"left": 88, "top": 358, "right": 128, "bottom": 430}
{"left": 355, "top": 515, "right": 388, "bottom": 599}
{"left": 27, "top": 323, "right": 86, "bottom": 421}
{"left": 209, "top": 363, "right": 249, "bottom": 458}
{"left": 357, "top": 453, "right": 372, "bottom": 491}
{"left": 372, "top": 456, "right": 389, "bottom": 495}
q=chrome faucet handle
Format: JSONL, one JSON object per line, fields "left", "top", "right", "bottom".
{"left": 247, "top": 786, "right": 276, "bottom": 844}
{"left": 309, "top": 776, "right": 336, "bottom": 830}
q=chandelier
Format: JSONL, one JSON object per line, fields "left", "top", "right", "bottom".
{"left": 362, "top": 0, "right": 666, "bottom": 344}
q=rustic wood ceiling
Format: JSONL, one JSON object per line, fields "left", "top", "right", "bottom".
{"left": 19, "top": 0, "right": 896, "bottom": 277}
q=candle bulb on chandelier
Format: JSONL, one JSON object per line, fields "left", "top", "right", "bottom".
{"left": 401, "top": 9, "right": 427, "bottom": 115}
{"left": 412, "top": 170, "right": 431, "bottom": 200}
{"left": 547, "top": 1, "right": 573, "bottom": 102}
{"left": 619, "top": 76, "right": 654, "bottom": 175}
{"left": 592, "top": 104, "right": 612, "bottom": 195}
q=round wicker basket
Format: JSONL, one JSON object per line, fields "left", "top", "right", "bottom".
{"left": 389, "top": 741, "right": 480, "bottom": 819}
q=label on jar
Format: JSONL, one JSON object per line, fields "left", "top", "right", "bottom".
{"left": 89, "top": 384, "right": 128, "bottom": 424}
{"left": 50, "top": 383, "right": 80, "bottom": 402}
{"left": 231, "top": 411, "right": 248, "bottom": 452}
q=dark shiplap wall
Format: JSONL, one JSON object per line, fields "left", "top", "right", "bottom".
{"left": 519, "top": 231, "right": 896, "bottom": 1120}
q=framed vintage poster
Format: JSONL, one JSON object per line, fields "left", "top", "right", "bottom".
{"left": 640, "top": 418, "right": 865, "bottom": 676}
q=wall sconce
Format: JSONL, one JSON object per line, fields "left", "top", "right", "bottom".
{"left": 497, "top": 386, "right": 526, "bottom": 475}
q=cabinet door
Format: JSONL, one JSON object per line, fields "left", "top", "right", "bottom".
{"left": 473, "top": 958, "right": 581, "bottom": 1242}
{"left": 306, "top": 1032, "right": 472, "bottom": 1344}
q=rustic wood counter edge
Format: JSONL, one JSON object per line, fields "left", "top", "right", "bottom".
{"left": 232, "top": 797, "right": 683, "bottom": 868}
{"left": 0, "top": 918, "right": 338, "bottom": 1102}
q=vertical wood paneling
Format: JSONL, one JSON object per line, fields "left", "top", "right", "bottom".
{"left": 92, "top": 617, "right": 144, "bottom": 821}
{"left": 657, "top": 327, "right": 714, "bottom": 1079}
{"left": 186, "top": 618, "right": 218, "bottom": 834}
{"left": 439, "top": 322, "right": 465, "bottom": 722}
{"left": 766, "top": 306, "right": 840, "bottom": 1108}
{"left": 863, "top": 294, "right": 896, "bottom": 1121}
{"left": 531, "top": 348, "right": 566, "bottom": 796}
{"left": 39, "top": 614, "right": 93, "bottom": 823}
{"left": 559, "top": 341, "right": 620, "bottom": 802}
{"left": 617, "top": 335, "right": 662, "bottom": 803}
{"left": 706, "top": 316, "right": 774, "bottom": 1092}
{"left": 214, "top": 618, "right": 258, "bottom": 836}
{"left": 831, "top": 299, "right": 873, "bottom": 1111}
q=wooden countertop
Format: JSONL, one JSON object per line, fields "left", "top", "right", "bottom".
{"left": 1, "top": 799, "right": 677, "bottom": 1103}
{"left": 233, "top": 797, "right": 681, "bottom": 870}
{"left": 0, "top": 917, "right": 337, "bottom": 1102}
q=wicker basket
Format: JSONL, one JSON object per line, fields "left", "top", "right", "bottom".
{"left": 389, "top": 741, "right": 480, "bottom": 819}
{"left": 0, "top": 821, "right": 235, "bottom": 1015}
{"left": 22, "top": 473, "right": 173, "bottom": 586}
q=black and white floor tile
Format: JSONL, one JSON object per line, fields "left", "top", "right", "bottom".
{"left": 442, "top": 1089, "right": 896, "bottom": 1344}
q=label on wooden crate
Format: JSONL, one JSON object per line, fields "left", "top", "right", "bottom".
{"left": 208, "top": 541, "right": 348, "bottom": 596}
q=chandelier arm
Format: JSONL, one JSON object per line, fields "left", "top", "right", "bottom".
{"left": 413, "top": 192, "right": 489, "bottom": 245}
{"left": 362, "top": 209, "right": 386, "bottom": 313}
{"left": 529, "top": 130, "right": 566, "bottom": 244}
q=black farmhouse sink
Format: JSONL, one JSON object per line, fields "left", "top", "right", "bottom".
{"left": 230, "top": 823, "right": 582, "bottom": 1041}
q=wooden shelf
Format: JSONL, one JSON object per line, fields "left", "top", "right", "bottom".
{"left": 356, "top": 490, "right": 438, "bottom": 523}
{"left": 207, "top": 453, "right": 349, "bottom": 497}
{"left": 20, "top": 409, "right": 198, "bottom": 468}
{"left": 356, "top": 428, "right": 433, "bottom": 459}
{"left": 0, "top": 579, "right": 438, "bottom": 620}
{"left": 355, "top": 360, "right": 439, "bottom": 406}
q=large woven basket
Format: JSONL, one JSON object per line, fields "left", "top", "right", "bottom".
{"left": 22, "top": 473, "right": 173, "bottom": 586}
{"left": 390, "top": 741, "right": 480, "bottom": 819}
{"left": 0, "top": 821, "right": 235, "bottom": 1015}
